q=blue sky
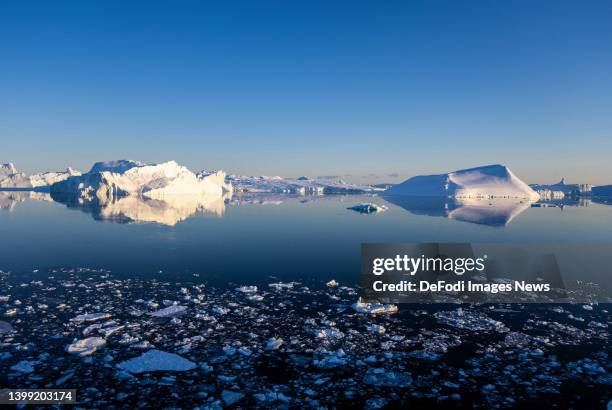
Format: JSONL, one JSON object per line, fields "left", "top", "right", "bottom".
{"left": 1, "top": 0, "right": 611, "bottom": 184}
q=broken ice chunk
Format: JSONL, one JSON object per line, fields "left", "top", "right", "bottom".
{"left": 116, "top": 349, "right": 196, "bottom": 373}
{"left": 10, "top": 360, "right": 36, "bottom": 373}
{"left": 149, "top": 305, "right": 187, "bottom": 317}
{"left": 66, "top": 337, "right": 106, "bottom": 356}
{"left": 352, "top": 299, "right": 398, "bottom": 314}
{"left": 264, "top": 338, "right": 284, "bottom": 351}
{"left": 70, "top": 312, "right": 112, "bottom": 323}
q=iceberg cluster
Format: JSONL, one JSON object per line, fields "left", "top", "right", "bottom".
{"left": 228, "top": 175, "right": 377, "bottom": 194}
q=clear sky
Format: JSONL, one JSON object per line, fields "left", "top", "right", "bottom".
{"left": 1, "top": 1, "right": 611, "bottom": 184}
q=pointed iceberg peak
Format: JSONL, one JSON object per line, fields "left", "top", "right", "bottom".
{"left": 89, "top": 159, "right": 145, "bottom": 174}
{"left": 386, "top": 164, "right": 539, "bottom": 200}
{"left": 1, "top": 163, "right": 19, "bottom": 175}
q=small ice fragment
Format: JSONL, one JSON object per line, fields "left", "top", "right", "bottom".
{"left": 10, "top": 360, "right": 36, "bottom": 373}
{"left": 264, "top": 338, "right": 284, "bottom": 351}
{"left": 66, "top": 337, "right": 106, "bottom": 356}
{"left": 149, "top": 305, "right": 187, "bottom": 317}
{"left": 222, "top": 390, "right": 244, "bottom": 406}
{"left": 0, "top": 320, "right": 13, "bottom": 334}
{"left": 348, "top": 203, "right": 388, "bottom": 213}
{"left": 352, "top": 299, "right": 398, "bottom": 314}
{"left": 326, "top": 280, "right": 338, "bottom": 287}
{"left": 70, "top": 312, "right": 112, "bottom": 323}
{"left": 368, "top": 324, "right": 386, "bottom": 334}
{"left": 235, "top": 286, "right": 258, "bottom": 294}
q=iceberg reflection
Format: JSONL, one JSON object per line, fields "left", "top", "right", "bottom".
{"left": 0, "top": 190, "right": 52, "bottom": 211}
{"left": 382, "top": 195, "right": 532, "bottom": 226}
{"left": 50, "top": 192, "right": 229, "bottom": 226}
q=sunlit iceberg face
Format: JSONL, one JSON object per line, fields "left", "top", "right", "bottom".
{"left": 50, "top": 192, "right": 230, "bottom": 226}
{"left": 382, "top": 195, "right": 532, "bottom": 226}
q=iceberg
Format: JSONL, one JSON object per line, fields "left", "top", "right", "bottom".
{"left": 29, "top": 168, "right": 82, "bottom": 188}
{"left": 51, "top": 160, "right": 232, "bottom": 202}
{"left": 348, "top": 203, "right": 388, "bottom": 213}
{"left": 385, "top": 164, "right": 539, "bottom": 200}
{"left": 0, "top": 163, "right": 81, "bottom": 188}
{"left": 0, "top": 163, "right": 31, "bottom": 188}
{"left": 228, "top": 174, "right": 377, "bottom": 194}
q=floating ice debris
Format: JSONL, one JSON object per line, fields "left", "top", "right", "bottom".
{"left": 268, "top": 282, "right": 296, "bottom": 290}
{"left": 348, "top": 203, "right": 388, "bottom": 213}
{"left": 0, "top": 320, "right": 13, "bottom": 334}
{"left": 326, "top": 279, "right": 338, "bottom": 287}
{"left": 246, "top": 294, "right": 264, "bottom": 302}
{"left": 10, "top": 360, "right": 36, "bottom": 373}
{"left": 235, "top": 286, "right": 258, "bottom": 294}
{"left": 70, "top": 312, "right": 112, "bottom": 322}
{"left": 211, "top": 306, "right": 230, "bottom": 315}
{"left": 116, "top": 349, "right": 196, "bottom": 373}
{"left": 100, "top": 325, "right": 125, "bottom": 337}
{"left": 312, "top": 328, "right": 344, "bottom": 340}
{"left": 149, "top": 305, "right": 187, "bottom": 317}
{"left": 368, "top": 324, "right": 386, "bottom": 334}
{"left": 435, "top": 308, "right": 509, "bottom": 332}
{"left": 4, "top": 308, "right": 17, "bottom": 317}
{"left": 313, "top": 349, "right": 347, "bottom": 369}
{"left": 352, "top": 299, "right": 398, "bottom": 314}
{"left": 66, "top": 337, "right": 106, "bottom": 356}
{"left": 363, "top": 368, "right": 412, "bottom": 387}
{"left": 264, "top": 338, "right": 284, "bottom": 351}
{"left": 221, "top": 390, "right": 244, "bottom": 406}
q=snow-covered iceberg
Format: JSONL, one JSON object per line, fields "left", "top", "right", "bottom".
{"left": 29, "top": 168, "right": 82, "bottom": 188}
{"left": 51, "top": 160, "right": 232, "bottom": 201}
{"left": 228, "top": 175, "right": 377, "bottom": 194}
{"left": 0, "top": 163, "right": 31, "bottom": 188}
{"left": 0, "top": 163, "right": 81, "bottom": 188}
{"left": 385, "top": 164, "right": 539, "bottom": 200}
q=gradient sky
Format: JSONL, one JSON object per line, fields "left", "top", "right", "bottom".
{"left": 1, "top": 1, "right": 611, "bottom": 184}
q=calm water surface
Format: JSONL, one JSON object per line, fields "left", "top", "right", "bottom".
{"left": 1, "top": 192, "right": 612, "bottom": 285}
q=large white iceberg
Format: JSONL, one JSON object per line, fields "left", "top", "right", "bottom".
{"left": 385, "top": 164, "right": 539, "bottom": 200}
{"left": 51, "top": 160, "right": 232, "bottom": 201}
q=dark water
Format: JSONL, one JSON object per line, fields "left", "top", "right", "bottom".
{"left": 2, "top": 191, "right": 612, "bottom": 285}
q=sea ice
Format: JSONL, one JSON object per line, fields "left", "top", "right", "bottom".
{"left": 10, "top": 360, "right": 36, "bottom": 373}
{"left": 352, "top": 299, "right": 398, "bottom": 314}
{"left": 66, "top": 337, "right": 106, "bottom": 356}
{"left": 116, "top": 349, "right": 196, "bottom": 373}
{"left": 149, "top": 305, "right": 187, "bottom": 317}
{"left": 70, "top": 312, "right": 112, "bottom": 322}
